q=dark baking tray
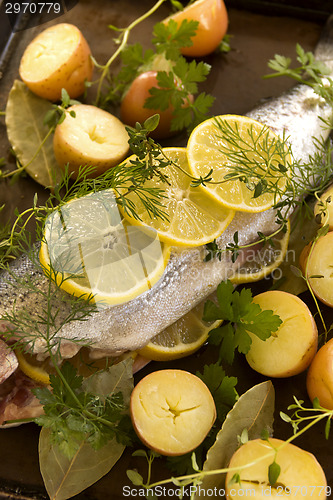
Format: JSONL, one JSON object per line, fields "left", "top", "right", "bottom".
{"left": 0, "top": 1, "right": 332, "bottom": 499}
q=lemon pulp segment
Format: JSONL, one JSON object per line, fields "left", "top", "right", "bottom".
{"left": 119, "top": 147, "right": 234, "bottom": 247}
{"left": 39, "top": 190, "right": 170, "bottom": 307}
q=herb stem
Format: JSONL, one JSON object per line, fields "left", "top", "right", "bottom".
{"left": 303, "top": 233, "right": 328, "bottom": 337}
{"left": 145, "top": 407, "right": 332, "bottom": 491}
{"left": 264, "top": 71, "right": 314, "bottom": 88}
{"left": 94, "top": 0, "right": 167, "bottom": 105}
{"left": 9, "top": 207, "right": 35, "bottom": 247}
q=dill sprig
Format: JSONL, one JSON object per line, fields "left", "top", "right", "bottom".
{"left": 1, "top": 244, "right": 134, "bottom": 453}
{"left": 214, "top": 116, "right": 291, "bottom": 200}
{"left": 59, "top": 116, "right": 171, "bottom": 222}
{"left": 0, "top": 250, "right": 97, "bottom": 355}
{"left": 203, "top": 131, "right": 333, "bottom": 264}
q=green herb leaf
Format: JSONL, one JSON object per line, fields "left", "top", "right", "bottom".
{"left": 261, "top": 428, "right": 270, "bottom": 440}
{"left": 205, "top": 281, "right": 281, "bottom": 364}
{"left": 218, "top": 34, "right": 232, "bottom": 53}
{"left": 268, "top": 461, "right": 281, "bottom": 486}
{"left": 144, "top": 56, "right": 214, "bottom": 133}
{"left": 196, "top": 363, "right": 238, "bottom": 421}
{"left": 127, "top": 469, "right": 144, "bottom": 486}
{"left": 153, "top": 19, "right": 199, "bottom": 59}
{"left": 204, "top": 280, "right": 234, "bottom": 322}
{"left": 239, "top": 428, "right": 249, "bottom": 444}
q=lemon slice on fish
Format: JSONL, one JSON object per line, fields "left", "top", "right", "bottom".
{"left": 187, "top": 115, "right": 291, "bottom": 213}
{"left": 230, "top": 220, "right": 290, "bottom": 284}
{"left": 16, "top": 347, "right": 123, "bottom": 385}
{"left": 119, "top": 147, "right": 234, "bottom": 247}
{"left": 39, "top": 190, "right": 170, "bottom": 307}
{"left": 16, "top": 351, "right": 52, "bottom": 385}
{"left": 138, "top": 293, "right": 221, "bottom": 361}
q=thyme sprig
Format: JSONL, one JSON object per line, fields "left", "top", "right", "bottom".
{"left": 127, "top": 397, "right": 333, "bottom": 499}
{"left": 280, "top": 397, "right": 333, "bottom": 439}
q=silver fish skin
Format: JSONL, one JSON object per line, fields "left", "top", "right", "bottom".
{"left": 1, "top": 16, "right": 333, "bottom": 354}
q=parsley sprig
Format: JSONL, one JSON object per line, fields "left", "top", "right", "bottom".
{"left": 203, "top": 280, "right": 282, "bottom": 364}
{"left": 265, "top": 43, "right": 333, "bottom": 105}
{"left": 91, "top": 0, "right": 167, "bottom": 106}
{"left": 97, "top": 12, "right": 215, "bottom": 133}
{"left": 144, "top": 56, "right": 215, "bottom": 133}
{"left": 33, "top": 361, "right": 133, "bottom": 459}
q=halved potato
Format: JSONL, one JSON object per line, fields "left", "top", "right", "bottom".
{"left": 19, "top": 23, "right": 93, "bottom": 101}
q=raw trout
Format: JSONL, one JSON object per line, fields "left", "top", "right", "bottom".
{"left": 1, "top": 15, "right": 333, "bottom": 355}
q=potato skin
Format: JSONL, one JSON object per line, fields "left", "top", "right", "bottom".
{"left": 307, "top": 337, "right": 333, "bottom": 409}
{"left": 19, "top": 23, "right": 93, "bottom": 101}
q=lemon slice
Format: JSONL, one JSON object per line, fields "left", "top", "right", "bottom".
{"left": 39, "top": 190, "right": 170, "bottom": 307}
{"left": 16, "top": 347, "right": 126, "bottom": 385}
{"left": 16, "top": 351, "right": 52, "bottom": 385}
{"left": 187, "top": 115, "right": 291, "bottom": 213}
{"left": 119, "top": 147, "right": 234, "bottom": 247}
{"left": 230, "top": 220, "right": 290, "bottom": 284}
{"left": 138, "top": 293, "right": 221, "bottom": 361}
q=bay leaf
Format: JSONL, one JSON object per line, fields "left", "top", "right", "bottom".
{"left": 39, "top": 429, "right": 125, "bottom": 500}
{"left": 39, "top": 359, "right": 134, "bottom": 500}
{"left": 5, "top": 80, "right": 63, "bottom": 188}
{"left": 83, "top": 357, "right": 134, "bottom": 405}
{"left": 194, "top": 380, "right": 275, "bottom": 498}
